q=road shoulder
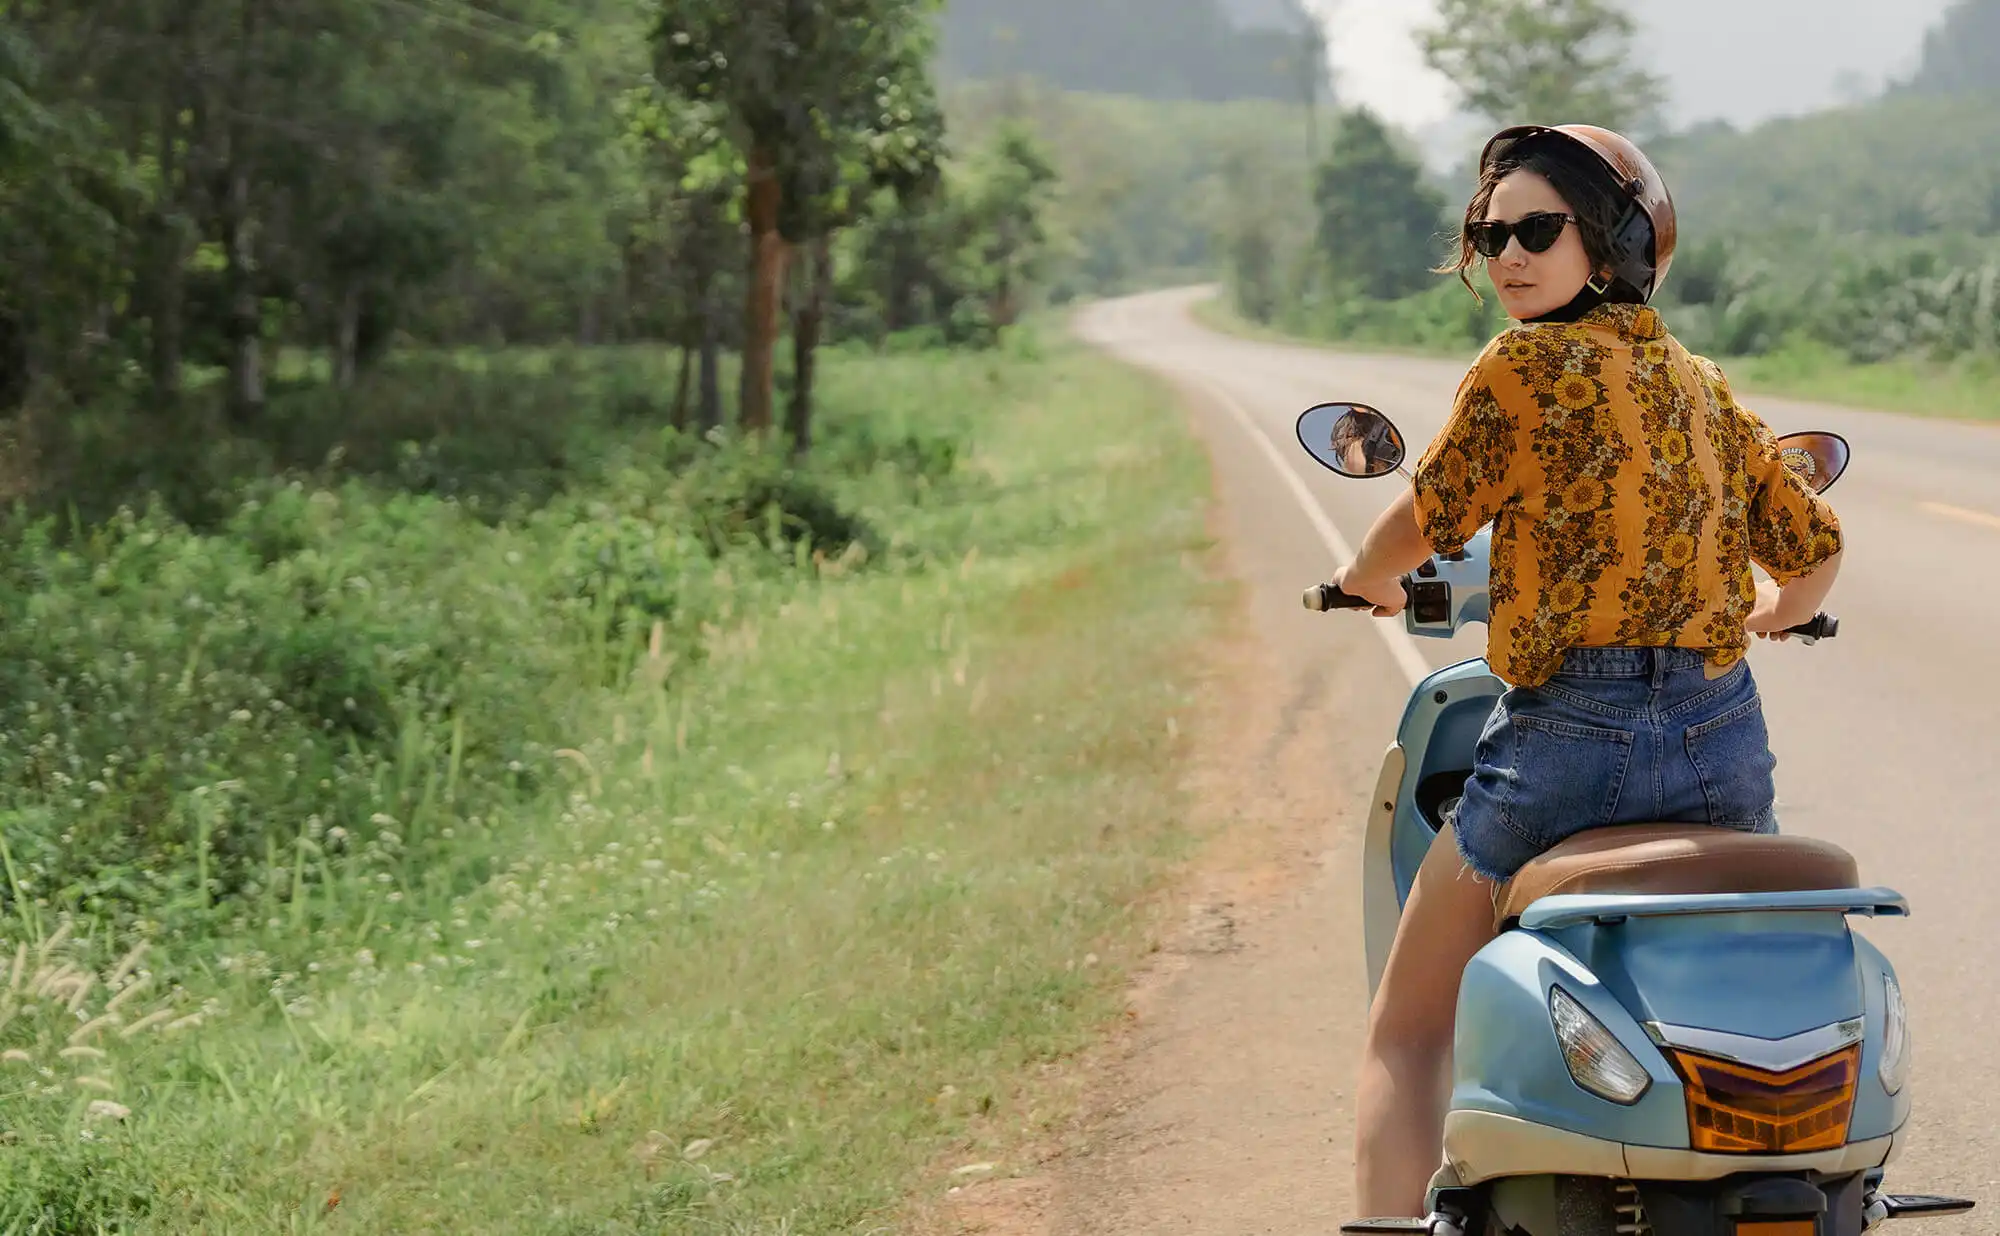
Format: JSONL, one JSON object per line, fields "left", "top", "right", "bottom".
{"left": 912, "top": 338, "right": 1404, "bottom": 1236}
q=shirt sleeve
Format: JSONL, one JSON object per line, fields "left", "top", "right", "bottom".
{"left": 1697, "top": 356, "right": 1845, "bottom": 583}
{"left": 1411, "top": 335, "right": 1527, "bottom": 556}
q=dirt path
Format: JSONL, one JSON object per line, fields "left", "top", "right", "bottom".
{"left": 915, "top": 323, "right": 1417, "bottom": 1236}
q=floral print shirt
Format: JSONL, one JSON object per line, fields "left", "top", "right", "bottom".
{"left": 1411, "top": 303, "right": 1843, "bottom": 689}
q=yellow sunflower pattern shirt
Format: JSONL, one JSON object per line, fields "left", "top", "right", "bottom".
{"left": 1411, "top": 303, "right": 1843, "bottom": 689}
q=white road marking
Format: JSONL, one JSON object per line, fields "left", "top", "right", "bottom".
{"left": 1922, "top": 501, "right": 2000, "bottom": 532}
{"left": 1187, "top": 375, "right": 1434, "bottom": 689}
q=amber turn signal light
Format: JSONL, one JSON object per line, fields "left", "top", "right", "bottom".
{"left": 1664, "top": 1044, "right": 1860, "bottom": 1155}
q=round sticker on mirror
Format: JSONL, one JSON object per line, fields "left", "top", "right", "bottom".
{"left": 1781, "top": 445, "right": 1820, "bottom": 483}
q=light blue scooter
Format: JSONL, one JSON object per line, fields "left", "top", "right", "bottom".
{"left": 1294, "top": 403, "right": 1975, "bottom": 1236}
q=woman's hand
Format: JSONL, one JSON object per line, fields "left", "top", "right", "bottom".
{"left": 1331, "top": 564, "right": 1410, "bottom": 617}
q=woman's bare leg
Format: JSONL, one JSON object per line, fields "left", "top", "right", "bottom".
{"left": 1353, "top": 824, "right": 1502, "bottom": 1217}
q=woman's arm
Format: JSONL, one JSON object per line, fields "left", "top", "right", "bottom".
{"left": 1333, "top": 335, "right": 1526, "bottom": 616}
{"left": 1694, "top": 353, "right": 1846, "bottom": 639}
{"left": 1746, "top": 550, "right": 1843, "bottom": 637}
{"left": 1331, "top": 489, "right": 1435, "bottom": 615}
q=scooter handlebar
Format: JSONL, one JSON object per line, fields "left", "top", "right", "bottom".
{"left": 1302, "top": 580, "right": 1413, "bottom": 612}
{"left": 1304, "top": 577, "right": 1841, "bottom": 645}
{"left": 1782, "top": 612, "right": 1839, "bottom": 642}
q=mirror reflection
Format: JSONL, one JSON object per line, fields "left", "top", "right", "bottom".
{"left": 1297, "top": 403, "right": 1408, "bottom": 479}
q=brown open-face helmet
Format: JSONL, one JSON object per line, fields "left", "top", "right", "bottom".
{"left": 1480, "top": 124, "right": 1678, "bottom": 302}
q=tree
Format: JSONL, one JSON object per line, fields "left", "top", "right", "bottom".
{"left": 0, "top": 22, "right": 134, "bottom": 410}
{"left": 615, "top": 87, "right": 743, "bottom": 434}
{"left": 776, "top": 21, "right": 945, "bottom": 453}
{"left": 951, "top": 124, "right": 1060, "bottom": 333}
{"left": 653, "top": 0, "right": 946, "bottom": 436}
{"left": 1313, "top": 109, "right": 1448, "bottom": 301}
{"left": 1904, "top": 0, "right": 2000, "bottom": 97}
{"left": 1417, "top": 0, "right": 1666, "bottom": 133}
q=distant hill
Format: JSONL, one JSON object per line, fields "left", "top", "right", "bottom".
{"left": 936, "top": 0, "right": 1325, "bottom": 104}
{"left": 1656, "top": 97, "right": 2000, "bottom": 244}
{"left": 1652, "top": 0, "right": 2000, "bottom": 242}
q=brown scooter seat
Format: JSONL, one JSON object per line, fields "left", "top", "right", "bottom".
{"left": 1494, "top": 824, "right": 1861, "bottom": 930}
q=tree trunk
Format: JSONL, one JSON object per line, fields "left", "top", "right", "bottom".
{"left": 698, "top": 280, "right": 722, "bottom": 435}
{"left": 886, "top": 222, "right": 917, "bottom": 335}
{"left": 223, "top": 151, "right": 264, "bottom": 424}
{"left": 334, "top": 284, "right": 361, "bottom": 389}
{"left": 993, "top": 273, "right": 1019, "bottom": 329}
{"left": 671, "top": 343, "right": 693, "bottom": 431}
{"left": 149, "top": 82, "right": 186, "bottom": 402}
{"left": 787, "top": 235, "right": 832, "bottom": 457}
{"left": 223, "top": 0, "right": 264, "bottom": 426}
{"left": 738, "top": 141, "right": 788, "bottom": 433}
{"left": 0, "top": 311, "right": 27, "bottom": 412}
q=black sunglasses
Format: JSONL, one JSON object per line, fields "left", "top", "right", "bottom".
{"left": 1466, "top": 211, "right": 1576, "bottom": 259}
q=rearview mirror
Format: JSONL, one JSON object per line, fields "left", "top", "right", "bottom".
{"left": 1775, "top": 431, "right": 1851, "bottom": 495}
{"left": 1297, "top": 403, "right": 1408, "bottom": 479}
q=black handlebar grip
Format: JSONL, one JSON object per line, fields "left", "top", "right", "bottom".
{"left": 1304, "top": 578, "right": 1418, "bottom": 613}
{"left": 1303, "top": 583, "right": 1375, "bottom": 612}
{"left": 1783, "top": 612, "right": 1839, "bottom": 641}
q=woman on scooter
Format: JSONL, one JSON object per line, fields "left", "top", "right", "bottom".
{"left": 1325, "top": 124, "right": 1847, "bottom": 1222}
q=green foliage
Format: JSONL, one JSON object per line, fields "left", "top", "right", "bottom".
{"left": 1313, "top": 109, "right": 1450, "bottom": 301}
{"left": 1656, "top": 234, "right": 2000, "bottom": 365}
{"left": 652, "top": 0, "right": 945, "bottom": 227}
{"left": 0, "top": 21, "right": 136, "bottom": 403}
{"left": 0, "top": 0, "right": 1060, "bottom": 472}
{"left": 944, "top": 123, "right": 1063, "bottom": 334}
{"left": 838, "top": 123, "right": 1066, "bottom": 347}
{"left": 1418, "top": 0, "right": 1667, "bottom": 132}
{"left": 939, "top": 0, "right": 1325, "bottom": 104}
{"left": 1261, "top": 278, "right": 1510, "bottom": 352}
{"left": 0, "top": 349, "right": 954, "bottom": 942}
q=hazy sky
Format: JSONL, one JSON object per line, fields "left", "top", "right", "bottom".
{"left": 1307, "top": 0, "right": 1957, "bottom": 145}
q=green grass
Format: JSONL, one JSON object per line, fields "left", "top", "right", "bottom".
{"left": 1196, "top": 291, "right": 2000, "bottom": 423}
{"left": 1713, "top": 339, "right": 2000, "bottom": 422}
{"left": 0, "top": 339, "right": 1222, "bottom": 1232}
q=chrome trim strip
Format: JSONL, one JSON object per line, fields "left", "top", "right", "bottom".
{"left": 1643, "top": 1017, "right": 1865, "bottom": 1073}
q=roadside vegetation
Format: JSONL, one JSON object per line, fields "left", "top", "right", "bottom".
{"left": 0, "top": 0, "right": 1235, "bottom": 1228}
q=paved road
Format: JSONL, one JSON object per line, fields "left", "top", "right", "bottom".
{"left": 1073, "top": 286, "right": 2000, "bottom": 1228}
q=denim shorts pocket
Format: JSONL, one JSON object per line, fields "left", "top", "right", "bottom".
{"left": 1684, "top": 695, "right": 1779, "bottom": 828}
{"left": 1496, "top": 714, "right": 1635, "bottom": 848}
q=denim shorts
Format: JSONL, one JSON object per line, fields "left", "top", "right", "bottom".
{"left": 1449, "top": 647, "right": 1781, "bottom": 884}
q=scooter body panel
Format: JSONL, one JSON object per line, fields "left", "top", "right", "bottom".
{"left": 1451, "top": 911, "right": 1910, "bottom": 1155}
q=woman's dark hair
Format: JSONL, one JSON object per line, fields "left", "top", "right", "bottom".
{"left": 1439, "top": 135, "right": 1651, "bottom": 302}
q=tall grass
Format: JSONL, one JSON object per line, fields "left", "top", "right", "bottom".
{"left": 0, "top": 335, "right": 1221, "bottom": 1231}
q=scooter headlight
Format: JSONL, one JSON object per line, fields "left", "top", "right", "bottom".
{"left": 1879, "top": 972, "right": 1910, "bottom": 1096}
{"left": 1550, "top": 985, "right": 1651, "bottom": 1105}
